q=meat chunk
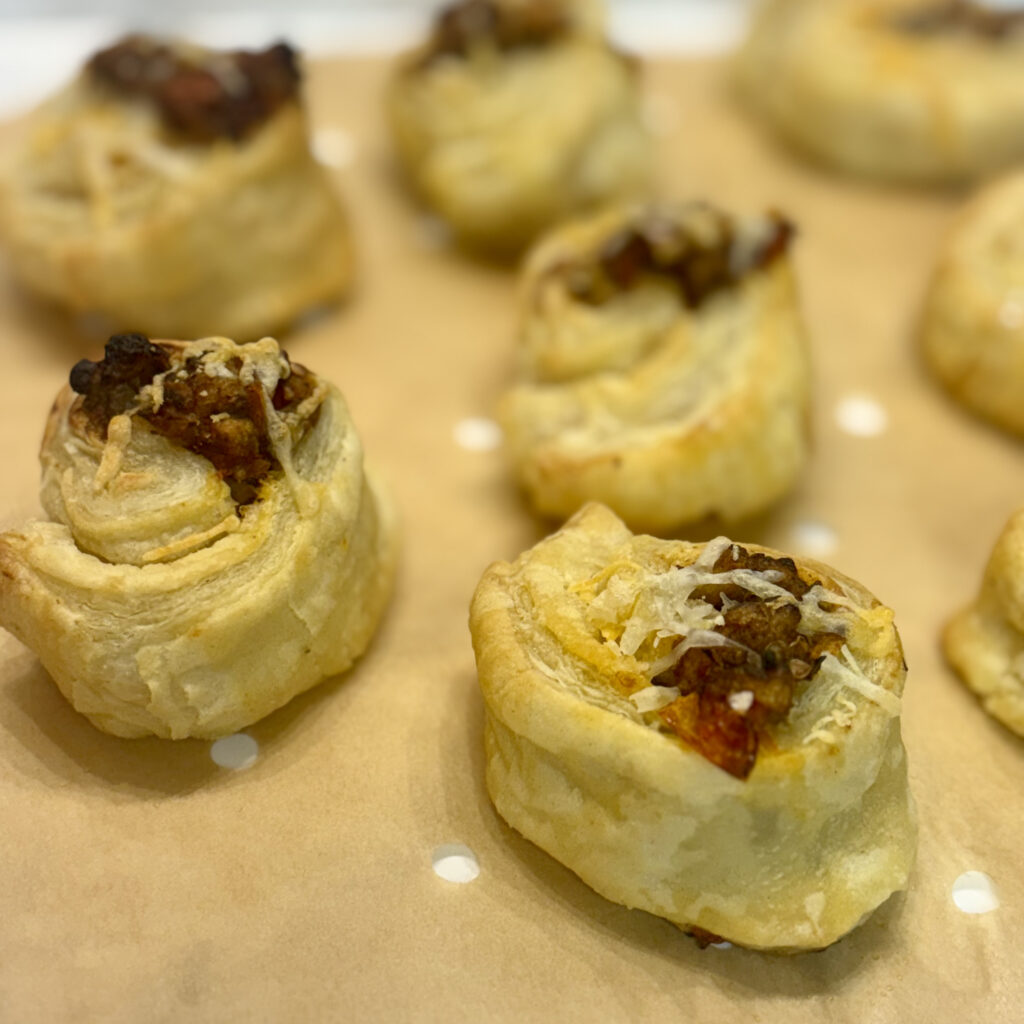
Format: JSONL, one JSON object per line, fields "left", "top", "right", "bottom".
{"left": 564, "top": 208, "right": 794, "bottom": 309}
{"left": 420, "top": 0, "right": 569, "bottom": 66}
{"left": 70, "top": 333, "right": 171, "bottom": 434}
{"left": 68, "top": 334, "right": 318, "bottom": 503}
{"left": 144, "top": 365, "right": 274, "bottom": 498}
{"left": 654, "top": 545, "right": 843, "bottom": 780}
{"left": 88, "top": 36, "right": 300, "bottom": 142}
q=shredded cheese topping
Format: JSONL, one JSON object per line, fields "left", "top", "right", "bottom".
{"left": 576, "top": 536, "right": 899, "bottom": 752}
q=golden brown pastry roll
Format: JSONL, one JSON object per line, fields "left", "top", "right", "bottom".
{"left": 921, "top": 170, "right": 1024, "bottom": 435}
{"left": 944, "top": 508, "right": 1024, "bottom": 736}
{"left": 0, "top": 36, "right": 353, "bottom": 341}
{"left": 737, "top": 0, "right": 1024, "bottom": 184}
{"left": 470, "top": 503, "right": 916, "bottom": 951}
{"left": 386, "top": 0, "right": 649, "bottom": 253}
{"left": 0, "top": 334, "right": 397, "bottom": 739}
{"left": 498, "top": 201, "right": 811, "bottom": 532}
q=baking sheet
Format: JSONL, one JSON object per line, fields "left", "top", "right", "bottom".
{"left": 1, "top": 55, "right": 1022, "bottom": 1022}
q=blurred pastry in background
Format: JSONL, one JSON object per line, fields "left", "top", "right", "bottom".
{"left": 945, "top": 508, "right": 1024, "bottom": 737}
{"left": 470, "top": 502, "right": 916, "bottom": 951}
{"left": 386, "top": 0, "right": 649, "bottom": 255}
{"left": 737, "top": 0, "right": 1024, "bottom": 184}
{"left": 498, "top": 200, "right": 811, "bottom": 533}
{"left": 0, "top": 334, "right": 397, "bottom": 739}
{"left": 0, "top": 36, "right": 353, "bottom": 341}
{"left": 921, "top": 170, "right": 1024, "bottom": 436}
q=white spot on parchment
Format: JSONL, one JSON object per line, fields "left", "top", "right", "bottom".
{"left": 952, "top": 871, "right": 999, "bottom": 914}
{"left": 835, "top": 394, "right": 888, "bottom": 437}
{"left": 999, "top": 298, "right": 1024, "bottom": 330}
{"left": 454, "top": 418, "right": 503, "bottom": 452}
{"left": 312, "top": 128, "right": 357, "bottom": 169}
{"left": 210, "top": 733, "right": 259, "bottom": 771}
{"left": 432, "top": 844, "right": 480, "bottom": 884}
{"left": 788, "top": 521, "right": 838, "bottom": 559}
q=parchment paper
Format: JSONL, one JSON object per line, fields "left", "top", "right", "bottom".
{"left": 0, "top": 56, "right": 1021, "bottom": 1023}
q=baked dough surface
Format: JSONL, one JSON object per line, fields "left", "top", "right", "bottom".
{"left": 944, "top": 508, "right": 1024, "bottom": 736}
{"left": 737, "top": 0, "right": 1024, "bottom": 183}
{"left": 386, "top": 0, "right": 649, "bottom": 253}
{"left": 0, "top": 38, "right": 353, "bottom": 341}
{"left": 921, "top": 170, "right": 1024, "bottom": 436}
{"left": 0, "top": 336, "right": 397, "bottom": 739}
{"left": 499, "top": 202, "right": 811, "bottom": 531}
{"left": 470, "top": 503, "right": 916, "bottom": 951}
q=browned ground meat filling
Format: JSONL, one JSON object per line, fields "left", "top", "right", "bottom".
{"left": 418, "top": 0, "right": 570, "bottom": 67}
{"left": 144, "top": 365, "right": 275, "bottom": 500}
{"left": 561, "top": 208, "right": 794, "bottom": 309}
{"left": 69, "top": 334, "right": 317, "bottom": 503}
{"left": 70, "top": 333, "right": 171, "bottom": 427}
{"left": 88, "top": 36, "right": 300, "bottom": 142}
{"left": 653, "top": 545, "right": 843, "bottom": 780}
{"left": 893, "top": 1, "right": 1024, "bottom": 38}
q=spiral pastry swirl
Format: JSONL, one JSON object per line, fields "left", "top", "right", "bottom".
{"left": 921, "top": 170, "right": 1024, "bottom": 437}
{"left": 470, "top": 503, "right": 916, "bottom": 951}
{"left": 737, "top": 0, "right": 1024, "bottom": 184}
{"left": 0, "top": 35, "right": 353, "bottom": 341}
{"left": 386, "top": 0, "right": 648, "bottom": 253}
{"left": 499, "top": 201, "right": 810, "bottom": 531}
{"left": 0, "top": 335, "right": 397, "bottom": 739}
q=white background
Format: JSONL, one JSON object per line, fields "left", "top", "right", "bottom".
{"left": 0, "top": 0, "right": 754, "bottom": 116}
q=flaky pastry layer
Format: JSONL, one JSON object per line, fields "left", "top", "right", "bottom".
{"left": 386, "top": 0, "right": 648, "bottom": 253}
{"left": 499, "top": 203, "right": 811, "bottom": 531}
{"left": 921, "top": 170, "right": 1024, "bottom": 436}
{"left": 0, "top": 336, "right": 397, "bottom": 739}
{"left": 0, "top": 41, "right": 353, "bottom": 340}
{"left": 470, "top": 503, "right": 916, "bottom": 951}
{"left": 945, "top": 508, "right": 1024, "bottom": 736}
{"left": 737, "top": 0, "right": 1024, "bottom": 183}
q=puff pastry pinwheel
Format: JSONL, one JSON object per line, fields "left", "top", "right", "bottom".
{"left": 944, "top": 508, "right": 1024, "bottom": 736}
{"left": 386, "top": 0, "right": 649, "bottom": 253}
{"left": 0, "top": 334, "right": 397, "bottom": 740}
{"left": 921, "top": 170, "right": 1024, "bottom": 436}
{"left": 470, "top": 503, "right": 916, "bottom": 952}
{"left": 498, "top": 201, "right": 811, "bottom": 532}
{"left": 737, "top": 0, "right": 1024, "bottom": 184}
{"left": 0, "top": 35, "right": 352, "bottom": 341}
